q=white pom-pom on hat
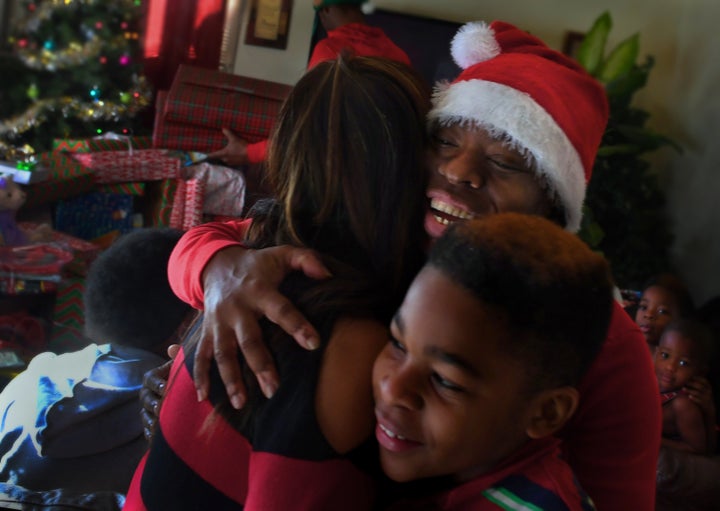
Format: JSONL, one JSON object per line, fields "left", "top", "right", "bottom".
{"left": 451, "top": 21, "right": 501, "bottom": 69}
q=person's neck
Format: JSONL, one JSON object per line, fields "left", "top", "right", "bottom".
{"left": 325, "top": 9, "right": 365, "bottom": 30}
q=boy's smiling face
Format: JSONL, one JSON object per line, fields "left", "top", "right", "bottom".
{"left": 372, "top": 266, "right": 535, "bottom": 482}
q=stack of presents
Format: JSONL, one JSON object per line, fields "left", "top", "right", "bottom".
{"left": 0, "top": 66, "right": 292, "bottom": 364}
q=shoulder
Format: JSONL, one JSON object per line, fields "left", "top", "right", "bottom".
{"left": 316, "top": 316, "right": 388, "bottom": 454}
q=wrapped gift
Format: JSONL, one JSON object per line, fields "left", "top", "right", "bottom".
{"left": 169, "top": 176, "right": 207, "bottom": 231}
{"left": 184, "top": 163, "right": 245, "bottom": 217}
{"left": 18, "top": 222, "right": 101, "bottom": 277}
{"left": 55, "top": 192, "right": 135, "bottom": 241}
{"left": 53, "top": 135, "right": 153, "bottom": 153}
{"left": 71, "top": 149, "right": 181, "bottom": 184}
{"left": 153, "top": 119, "right": 224, "bottom": 153}
{"left": 153, "top": 64, "right": 291, "bottom": 152}
{"left": 166, "top": 65, "right": 291, "bottom": 136}
{"left": 145, "top": 178, "right": 180, "bottom": 227}
{"left": 23, "top": 152, "right": 95, "bottom": 208}
{"left": 96, "top": 182, "right": 146, "bottom": 196}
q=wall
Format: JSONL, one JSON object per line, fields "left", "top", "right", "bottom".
{"left": 230, "top": 0, "right": 720, "bottom": 305}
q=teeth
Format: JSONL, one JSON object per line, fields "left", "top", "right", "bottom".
{"left": 380, "top": 423, "right": 406, "bottom": 440}
{"left": 430, "top": 199, "right": 473, "bottom": 220}
{"left": 433, "top": 215, "right": 450, "bottom": 225}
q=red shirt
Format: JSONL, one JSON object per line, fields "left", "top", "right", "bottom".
{"left": 168, "top": 219, "right": 661, "bottom": 511}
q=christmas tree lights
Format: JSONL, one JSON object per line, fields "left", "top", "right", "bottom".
{"left": 0, "top": 0, "right": 153, "bottom": 160}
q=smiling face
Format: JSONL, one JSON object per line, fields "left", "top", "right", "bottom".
{"left": 372, "top": 266, "right": 536, "bottom": 482}
{"left": 424, "top": 123, "right": 554, "bottom": 240}
{"left": 635, "top": 286, "right": 680, "bottom": 348}
{"left": 654, "top": 330, "right": 703, "bottom": 392}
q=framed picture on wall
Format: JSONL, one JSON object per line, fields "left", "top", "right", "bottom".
{"left": 562, "top": 30, "right": 585, "bottom": 58}
{"left": 245, "top": 0, "right": 293, "bottom": 49}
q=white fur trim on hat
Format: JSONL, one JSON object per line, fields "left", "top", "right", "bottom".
{"left": 428, "top": 80, "right": 585, "bottom": 232}
{"left": 451, "top": 22, "right": 501, "bottom": 69}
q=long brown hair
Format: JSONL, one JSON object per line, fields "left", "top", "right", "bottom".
{"left": 183, "top": 54, "right": 431, "bottom": 430}
{"left": 251, "top": 53, "right": 430, "bottom": 307}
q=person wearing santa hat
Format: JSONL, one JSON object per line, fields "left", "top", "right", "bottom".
{"left": 153, "top": 20, "right": 660, "bottom": 510}
{"left": 207, "top": 0, "right": 410, "bottom": 167}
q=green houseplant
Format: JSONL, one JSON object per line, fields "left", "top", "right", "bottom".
{"left": 575, "top": 11, "right": 680, "bottom": 290}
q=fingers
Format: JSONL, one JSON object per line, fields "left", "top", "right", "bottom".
{"left": 232, "top": 312, "right": 279, "bottom": 401}
{"left": 140, "top": 407, "right": 156, "bottom": 442}
{"left": 210, "top": 318, "right": 249, "bottom": 409}
{"left": 222, "top": 127, "right": 238, "bottom": 141}
{"left": 262, "top": 291, "right": 320, "bottom": 350}
{"left": 143, "top": 360, "right": 171, "bottom": 397}
{"left": 287, "top": 248, "right": 332, "bottom": 280}
{"left": 139, "top": 386, "right": 161, "bottom": 442}
{"left": 167, "top": 343, "right": 181, "bottom": 360}
{"left": 193, "top": 327, "right": 215, "bottom": 402}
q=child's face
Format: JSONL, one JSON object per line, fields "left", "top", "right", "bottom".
{"left": 372, "top": 266, "right": 533, "bottom": 483}
{"left": 635, "top": 286, "right": 680, "bottom": 347}
{"left": 654, "top": 330, "right": 701, "bottom": 392}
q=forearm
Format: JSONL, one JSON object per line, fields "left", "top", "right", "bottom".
{"left": 168, "top": 219, "right": 252, "bottom": 308}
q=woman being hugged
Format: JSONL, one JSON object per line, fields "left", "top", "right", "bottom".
{"left": 123, "top": 54, "right": 429, "bottom": 511}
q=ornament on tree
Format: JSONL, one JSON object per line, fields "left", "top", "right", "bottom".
{"left": 0, "top": 0, "right": 152, "bottom": 159}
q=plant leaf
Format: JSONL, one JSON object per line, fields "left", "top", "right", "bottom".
{"left": 576, "top": 11, "right": 612, "bottom": 75}
{"left": 599, "top": 33, "right": 640, "bottom": 83}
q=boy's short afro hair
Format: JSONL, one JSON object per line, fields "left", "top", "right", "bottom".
{"left": 428, "top": 213, "right": 614, "bottom": 390}
{"left": 83, "top": 228, "right": 191, "bottom": 351}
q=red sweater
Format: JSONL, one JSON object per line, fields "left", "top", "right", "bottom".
{"left": 168, "top": 219, "right": 662, "bottom": 511}
{"left": 244, "top": 24, "right": 411, "bottom": 164}
{"left": 387, "top": 437, "right": 595, "bottom": 510}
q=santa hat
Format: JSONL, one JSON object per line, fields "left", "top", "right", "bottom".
{"left": 427, "top": 21, "right": 609, "bottom": 232}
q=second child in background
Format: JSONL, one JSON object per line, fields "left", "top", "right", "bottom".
{"left": 656, "top": 319, "right": 715, "bottom": 455}
{"left": 635, "top": 273, "right": 695, "bottom": 350}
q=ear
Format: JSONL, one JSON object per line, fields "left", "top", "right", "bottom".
{"left": 524, "top": 387, "right": 579, "bottom": 439}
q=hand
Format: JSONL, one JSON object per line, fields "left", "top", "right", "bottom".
{"left": 684, "top": 376, "right": 716, "bottom": 418}
{"left": 195, "top": 244, "right": 331, "bottom": 409}
{"left": 684, "top": 375, "right": 718, "bottom": 452}
{"left": 140, "top": 344, "right": 179, "bottom": 442}
{"left": 207, "top": 128, "right": 249, "bottom": 167}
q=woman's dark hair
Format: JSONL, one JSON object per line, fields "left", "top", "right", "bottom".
{"left": 253, "top": 54, "right": 430, "bottom": 303}
{"left": 428, "top": 213, "right": 614, "bottom": 392}
{"left": 187, "top": 54, "right": 430, "bottom": 429}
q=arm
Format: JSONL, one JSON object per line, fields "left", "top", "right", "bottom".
{"left": 168, "top": 221, "right": 331, "bottom": 407}
{"left": 560, "top": 302, "right": 661, "bottom": 511}
{"left": 683, "top": 375, "right": 718, "bottom": 453}
{"left": 662, "top": 396, "right": 709, "bottom": 454}
{"left": 206, "top": 128, "right": 268, "bottom": 166}
{"left": 315, "top": 317, "right": 388, "bottom": 453}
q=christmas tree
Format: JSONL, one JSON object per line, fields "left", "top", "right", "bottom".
{"left": 0, "top": 0, "right": 153, "bottom": 161}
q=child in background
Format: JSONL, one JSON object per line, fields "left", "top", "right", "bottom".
{"left": 656, "top": 319, "right": 715, "bottom": 455}
{"left": 0, "top": 228, "right": 190, "bottom": 497}
{"left": 635, "top": 273, "right": 695, "bottom": 350}
{"left": 373, "top": 213, "right": 614, "bottom": 510}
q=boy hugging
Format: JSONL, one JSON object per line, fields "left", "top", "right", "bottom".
{"left": 373, "top": 213, "right": 614, "bottom": 510}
